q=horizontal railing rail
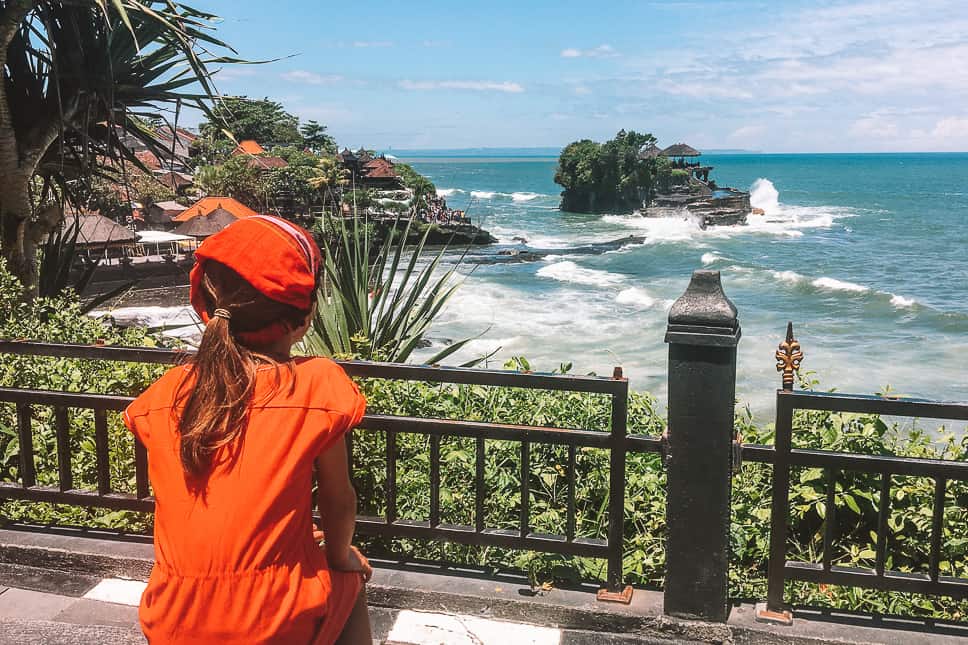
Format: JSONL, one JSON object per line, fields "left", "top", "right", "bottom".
{"left": 765, "top": 388, "right": 968, "bottom": 615}
{"left": 0, "top": 340, "right": 655, "bottom": 596}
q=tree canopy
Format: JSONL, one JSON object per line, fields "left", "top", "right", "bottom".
{"left": 299, "top": 120, "right": 337, "bottom": 155}
{"left": 198, "top": 96, "right": 302, "bottom": 147}
{"left": 0, "top": 1, "right": 240, "bottom": 289}
{"left": 554, "top": 130, "right": 659, "bottom": 213}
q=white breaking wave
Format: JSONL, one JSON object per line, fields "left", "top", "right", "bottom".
{"left": 812, "top": 277, "right": 869, "bottom": 293}
{"left": 468, "top": 189, "right": 550, "bottom": 201}
{"left": 750, "top": 178, "right": 780, "bottom": 214}
{"left": 701, "top": 252, "right": 721, "bottom": 266}
{"left": 766, "top": 269, "right": 922, "bottom": 310}
{"left": 511, "top": 191, "right": 544, "bottom": 202}
{"left": 536, "top": 261, "right": 625, "bottom": 287}
{"left": 602, "top": 213, "right": 702, "bottom": 243}
{"left": 615, "top": 287, "right": 658, "bottom": 308}
{"left": 772, "top": 270, "right": 805, "bottom": 284}
{"left": 436, "top": 188, "right": 464, "bottom": 197}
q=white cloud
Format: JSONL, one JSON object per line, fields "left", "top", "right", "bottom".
{"left": 281, "top": 70, "right": 343, "bottom": 85}
{"left": 398, "top": 80, "right": 525, "bottom": 93}
{"left": 353, "top": 41, "right": 393, "bottom": 48}
{"left": 931, "top": 116, "right": 968, "bottom": 139}
{"left": 573, "top": 85, "right": 591, "bottom": 95}
{"left": 560, "top": 44, "right": 619, "bottom": 58}
{"left": 657, "top": 79, "right": 753, "bottom": 100}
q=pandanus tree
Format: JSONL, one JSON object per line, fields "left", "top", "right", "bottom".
{"left": 0, "top": 0, "right": 239, "bottom": 292}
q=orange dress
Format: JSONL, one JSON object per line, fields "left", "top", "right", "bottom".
{"left": 124, "top": 357, "right": 366, "bottom": 644}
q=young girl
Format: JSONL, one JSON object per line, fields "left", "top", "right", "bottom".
{"left": 124, "top": 216, "right": 372, "bottom": 644}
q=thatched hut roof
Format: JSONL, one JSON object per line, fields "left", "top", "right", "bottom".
{"left": 638, "top": 143, "right": 662, "bottom": 159}
{"left": 661, "top": 143, "right": 701, "bottom": 157}
{"left": 172, "top": 208, "right": 238, "bottom": 238}
{"left": 63, "top": 213, "right": 136, "bottom": 247}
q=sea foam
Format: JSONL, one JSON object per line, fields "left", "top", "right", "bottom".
{"left": 890, "top": 294, "right": 917, "bottom": 308}
{"left": 536, "top": 261, "right": 625, "bottom": 287}
{"left": 750, "top": 178, "right": 780, "bottom": 214}
{"left": 616, "top": 287, "right": 657, "bottom": 308}
{"left": 811, "top": 277, "right": 869, "bottom": 293}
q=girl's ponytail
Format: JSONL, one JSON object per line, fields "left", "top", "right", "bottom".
{"left": 176, "top": 262, "right": 310, "bottom": 479}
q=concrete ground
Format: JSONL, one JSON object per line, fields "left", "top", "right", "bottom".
{"left": 2, "top": 527, "right": 968, "bottom": 644}
{"left": 0, "top": 563, "right": 679, "bottom": 645}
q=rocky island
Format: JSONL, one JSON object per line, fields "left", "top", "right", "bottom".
{"left": 554, "top": 131, "right": 753, "bottom": 227}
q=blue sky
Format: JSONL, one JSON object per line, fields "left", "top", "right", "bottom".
{"left": 198, "top": 0, "right": 968, "bottom": 152}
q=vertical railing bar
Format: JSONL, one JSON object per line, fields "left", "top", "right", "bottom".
{"left": 766, "top": 393, "right": 794, "bottom": 612}
{"left": 566, "top": 443, "right": 577, "bottom": 542}
{"left": 16, "top": 403, "right": 35, "bottom": 488}
{"left": 134, "top": 439, "right": 149, "bottom": 500}
{"left": 429, "top": 435, "right": 441, "bottom": 528}
{"left": 929, "top": 477, "right": 946, "bottom": 582}
{"left": 475, "top": 437, "right": 485, "bottom": 533}
{"left": 823, "top": 468, "right": 837, "bottom": 572}
{"left": 93, "top": 408, "right": 111, "bottom": 496}
{"left": 605, "top": 372, "right": 628, "bottom": 593}
{"left": 520, "top": 439, "right": 530, "bottom": 538}
{"left": 875, "top": 473, "right": 891, "bottom": 577}
{"left": 54, "top": 406, "right": 72, "bottom": 491}
{"left": 386, "top": 430, "right": 397, "bottom": 524}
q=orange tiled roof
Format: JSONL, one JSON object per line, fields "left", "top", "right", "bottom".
{"left": 172, "top": 196, "right": 260, "bottom": 222}
{"left": 363, "top": 157, "right": 397, "bottom": 178}
{"left": 135, "top": 150, "right": 161, "bottom": 170}
{"left": 233, "top": 140, "right": 266, "bottom": 155}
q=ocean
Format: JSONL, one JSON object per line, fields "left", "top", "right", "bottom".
{"left": 400, "top": 153, "right": 968, "bottom": 416}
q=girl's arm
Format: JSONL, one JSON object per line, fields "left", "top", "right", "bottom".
{"left": 316, "top": 438, "right": 370, "bottom": 577}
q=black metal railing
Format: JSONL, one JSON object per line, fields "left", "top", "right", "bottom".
{"left": 762, "top": 387, "right": 968, "bottom": 615}
{"left": 0, "top": 340, "right": 659, "bottom": 595}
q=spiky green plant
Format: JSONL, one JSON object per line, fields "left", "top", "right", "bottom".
{"left": 303, "top": 213, "right": 485, "bottom": 364}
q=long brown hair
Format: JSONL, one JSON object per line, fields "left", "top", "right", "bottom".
{"left": 176, "top": 261, "right": 313, "bottom": 478}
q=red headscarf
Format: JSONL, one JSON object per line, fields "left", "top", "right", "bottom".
{"left": 189, "top": 216, "right": 321, "bottom": 336}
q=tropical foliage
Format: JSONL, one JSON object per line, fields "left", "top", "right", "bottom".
{"left": 299, "top": 120, "right": 337, "bottom": 156}
{"left": 554, "top": 129, "right": 660, "bottom": 213}
{"left": 0, "top": 0, "right": 240, "bottom": 290}
{"left": 197, "top": 97, "right": 302, "bottom": 150}
{"left": 302, "top": 214, "right": 477, "bottom": 364}
{"left": 395, "top": 163, "right": 437, "bottom": 211}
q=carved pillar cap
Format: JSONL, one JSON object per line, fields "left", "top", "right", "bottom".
{"left": 665, "top": 270, "right": 741, "bottom": 347}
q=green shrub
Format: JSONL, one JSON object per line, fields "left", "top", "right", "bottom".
{"left": 0, "top": 259, "right": 168, "bottom": 531}
{"left": 1, "top": 260, "right": 966, "bottom": 619}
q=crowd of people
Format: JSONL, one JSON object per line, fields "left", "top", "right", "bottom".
{"left": 417, "top": 194, "right": 469, "bottom": 225}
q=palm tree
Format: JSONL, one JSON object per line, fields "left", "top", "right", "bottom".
{"left": 0, "top": 1, "right": 240, "bottom": 291}
{"left": 307, "top": 156, "right": 349, "bottom": 213}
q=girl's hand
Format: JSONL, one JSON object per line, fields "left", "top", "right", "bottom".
{"left": 327, "top": 545, "right": 373, "bottom": 583}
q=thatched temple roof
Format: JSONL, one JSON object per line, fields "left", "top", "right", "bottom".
{"left": 172, "top": 208, "right": 238, "bottom": 238}
{"left": 661, "top": 143, "right": 701, "bottom": 157}
{"left": 63, "top": 213, "right": 136, "bottom": 247}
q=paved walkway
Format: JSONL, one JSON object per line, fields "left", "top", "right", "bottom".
{"left": 0, "top": 564, "right": 663, "bottom": 645}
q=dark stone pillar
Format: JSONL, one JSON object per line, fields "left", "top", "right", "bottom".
{"left": 663, "top": 270, "right": 741, "bottom": 622}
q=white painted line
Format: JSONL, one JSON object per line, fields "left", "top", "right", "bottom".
{"left": 387, "top": 609, "right": 561, "bottom": 645}
{"left": 82, "top": 578, "right": 146, "bottom": 606}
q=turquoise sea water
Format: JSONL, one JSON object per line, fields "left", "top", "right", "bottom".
{"left": 404, "top": 153, "right": 968, "bottom": 415}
